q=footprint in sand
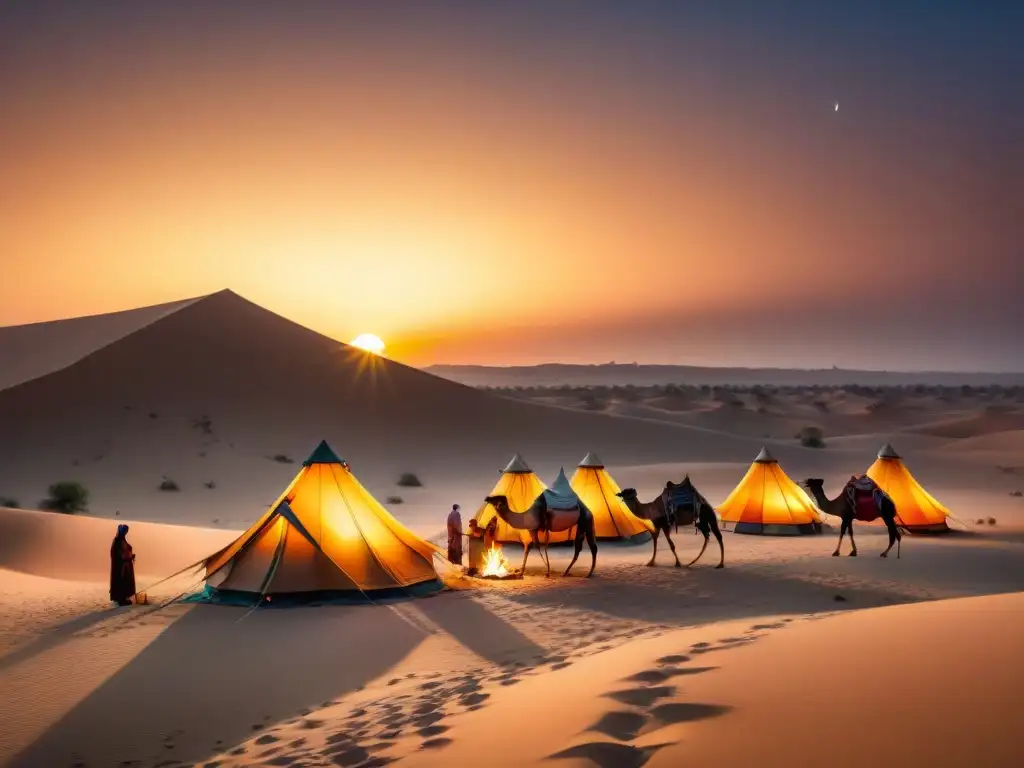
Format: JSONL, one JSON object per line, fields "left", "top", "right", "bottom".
{"left": 460, "top": 692, "right": 489, "bottom": 707}
{"left": 418, "top": 680, "right": 443, "bottom": 691}
{"left": 301, "top": 719, "right": 324, "bottom": 730}
{"left": 604, "top": 685, "right": 676, "bottom": 708}
{"left": 551, "top": 661, "right": 572, "bottom": 670}
{"left": 588, "top": 710, "right": 649, "bottom": 741}
{"left": 750, "top": 622, "right": 786, "bottom": 631}
{"left": 549, "top": 741, "right": 668, "bottom": 768}
{"left": 418, "top": 724, "right": 450, "bottom": 738}
{"left": 656, "top": 654, "right": 689, "bottom": 665}
{"left": 420, "top": 737, "right": 452, "bottom": 750}
{"left": 255, "top": 734, "right": 279, "bottom": 745}
{"left": 648, "top": 702, "right": 731, "bottom": 727}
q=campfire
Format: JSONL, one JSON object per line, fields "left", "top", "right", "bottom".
{"left": 478, "top": 544, "right": 522, "bottom": 580}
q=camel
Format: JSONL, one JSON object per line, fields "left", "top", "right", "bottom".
{"left": 803, "top": 478, "right": 902, "bottom": 558}
{"left": 483, "top": 492, "right": 598, "bottom": 578}
{"left": 616, "top": 478, "right": 724, "bottom": 568}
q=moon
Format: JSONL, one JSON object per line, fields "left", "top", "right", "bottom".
{"left": 349, "top": 333, "right": 386, "bottom": 356}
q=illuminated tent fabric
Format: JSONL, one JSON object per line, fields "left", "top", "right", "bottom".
{"left": 473, "top": 453, "right": 554, "bottom": 544}
{"left": 866, "top": 443, "right": 950, "bottom": 533}
{"left": 570, "top": 452, "right": 653, "bottom": 541}
{"left": 193, "top": 440, "right": 443, "bottom": 604}
{"left": 718, "top": 447, "right": 823, "bottom": 535}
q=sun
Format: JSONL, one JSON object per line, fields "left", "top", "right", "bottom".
{"left": 350, "top": 333, "right": 386, "bottom": 356}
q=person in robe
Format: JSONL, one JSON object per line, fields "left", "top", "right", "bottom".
{"left": 446, "top": 504, "right": 463, "bottom": 565}
{"left": 110, "top": 524, "right": 136, "bottom": 606}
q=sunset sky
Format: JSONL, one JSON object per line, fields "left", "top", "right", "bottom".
{"left": 2, "top": 1, "right": 1021, "bottom": 371}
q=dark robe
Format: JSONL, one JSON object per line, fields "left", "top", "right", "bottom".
{"left": 110, "top": 536, "right": 136, "bottom": 603}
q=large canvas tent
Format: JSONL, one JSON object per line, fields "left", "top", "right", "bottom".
{"left": 570, "top": 452, "right": 652, "bottom": 542}
{"left": 866, "top": 443, "right": 950, "bottom": 533}
{"left": 718, "top": 447, "right": 823, "bottom": 535}
{"left": 474, "top": 453, "right": 550, "bottom": 544}
{"left": 191, "top": 440, "right": 443, "bottom": 605}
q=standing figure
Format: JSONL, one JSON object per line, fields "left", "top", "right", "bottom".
{"left": 110, "top": 524, "right": 136, "bottom": 606}
{"left": 446, "top": 504, "right": 464, "bottom": 565}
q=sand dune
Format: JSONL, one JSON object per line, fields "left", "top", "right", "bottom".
{"left": 4, "top": 493, "right": 1019, "bottom": 768}
{"left": 0, "top": 296, "right": 200, "bottom": 391}
{"left": 0, "top": 506, "right": 235, "bottom": 582}
{"left": 0, "top": 290, "right": 810, "bottom": 524}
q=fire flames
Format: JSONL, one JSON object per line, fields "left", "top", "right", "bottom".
{"left": 480, "top": 544, "right": 511, "bottom": 578}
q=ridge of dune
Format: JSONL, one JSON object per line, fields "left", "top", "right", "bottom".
{"left": 0, "top": 291, "right": 795, "bottom": 523}
{"left": 0, "top": 294, "right": 204, "bottom": 391}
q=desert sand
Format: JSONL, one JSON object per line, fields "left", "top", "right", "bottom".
{"left": 1, "top": 293, "right": 1023, "bottom": 766}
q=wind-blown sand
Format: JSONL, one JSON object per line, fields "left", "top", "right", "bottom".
{"left": 2, "top": 292, "right": 1023, "bottom": 766}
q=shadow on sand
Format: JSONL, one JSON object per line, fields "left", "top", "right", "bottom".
{"left": 10, "top": 601, "right": 429, "bottom": 767}
{"left": 0, "top": 607, "right": 126, "bottom": 675}
{"left": 412, "top": 591, "right": 545, "bottom": 666}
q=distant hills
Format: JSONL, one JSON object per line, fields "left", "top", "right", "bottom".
{"left": 426, "top": 363, "right": 1024, "bottom": 389}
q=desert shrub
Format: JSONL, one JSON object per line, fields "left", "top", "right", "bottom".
{"left": 204, "top": 481, "right": 217, "bottom": 490}
{"left": 41, "top": 481, "right": 89, "bottom": 514}
{"left": 1008, "top": 490, "right": 1022, "bottom": 497}
{"left": 386, "top": 496, "right": 404, "bottom": 505}
{"left": 149, "top": 411, "right": 159, "bottom": 419}
{"left": 796, "top": 425, "right": 826, "bottom": 448}
{"left": 272, "top": 454, "right": 294, "bottom": 464}
{"left": 193, "top": 415, "right": 214, "bottom": 435}
{"left": 397, "top": 472, "right": 422, "bottom": 487}
{"left": 159, "top": 478, "right": 180, "bottom": 492}
{"left": 579, "top": 390, "right": 605, "bottom": 410}
{"left": 976, "top": 518, "right": 985, "bottom": 525}
{"left": 812, "top": 400, "right": 830, "bottom": 413}
{"left": 987, "top": 517, "right": 997, "bottom": 525}
{"left": 0, "top": 496, "right": 18, "bottom": 508}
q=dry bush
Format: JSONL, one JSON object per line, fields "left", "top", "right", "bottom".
{"left": 397, "top": 472, "right": 422, "bottom": 487}
{"left": 159, "top": 477, "right": 180, "bottom": 492}
{"left": 41, "top": 481, "right": 89, "bottom": 514}
{"left": 272, "top": 454, "right": 294, "bottom": 464}
{"left": 386, "top": 496, "right": 404, "bottom": 505}
{"left": 796, "top": 425, "right": 826, "bottom": 448}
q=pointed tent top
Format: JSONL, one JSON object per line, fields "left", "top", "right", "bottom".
{"left": 503, "top": 453, "right": 532, "bottom": 473}
{"left": 303, "top": 440, "right": 345, "bottom": 467}
{"left": 877, "top": 442, "right": 901, "bottom": 459}
{"left": 549, "top": 467, "right": 574, "bottom": 496}
{"left": 753, "top": 446, "right": 777, "bottom": 464}
{"left": 578, "top": 451, "right": 604, "bottom": 468}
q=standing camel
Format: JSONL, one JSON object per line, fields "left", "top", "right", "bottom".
{"left": 803, "top": 477, "right": 902, "bottom": 558}
{"left": 483, "top": 492, "right": 598, "bottom": 577}
{"left": 616, "top": 481, "right": 724, "bottom": 568}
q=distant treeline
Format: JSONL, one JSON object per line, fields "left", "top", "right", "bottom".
{"left": 481, "top": 382, "right": 1023, "bottom": 399}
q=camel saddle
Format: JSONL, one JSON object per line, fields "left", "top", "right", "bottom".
{"left": 845, "top": 476, "right": 890, "bottom": 523}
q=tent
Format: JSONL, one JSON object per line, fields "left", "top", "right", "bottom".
{"left": 718, "top": 447, "right": 823, "bottom": 535}
{"left": 474, "top": 453, "right": 550, "bottom": 544}
{"left": 190, "top": 440, "right": 443, "bottom": 605}
{"left": 570, "top": 452, "right": 652, "bottom": 541}
{"left": 865, "top": 443, "right": 950, "bottom": 533}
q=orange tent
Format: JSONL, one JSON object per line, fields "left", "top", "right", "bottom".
{"left": 570, "top": 452, "right": 652, "bottom": 541}
{"left": 718, "top": 447, "right": 823, "bottom": 535}
{"left": 866, "top": 443, "right": 950, "bottom": 533}
{"left": 473, "top": 454, "right": 555, "bottom": 544}
{"left": 193, "top": 440, "right": 443, "bottom": 604}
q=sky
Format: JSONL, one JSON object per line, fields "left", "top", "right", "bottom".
{"left": 1, "top": 1, "right": 1021, "bottom": 371}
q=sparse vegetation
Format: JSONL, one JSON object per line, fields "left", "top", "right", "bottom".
{"left": 397, "top": 472, "right": 422, "bottom": 487}
{"left": 159, "top": 478, "right": 180, "bottom": 492}
{"left": 1009, "top": 490, "right": 1022, "bottom": 497}
{"left": 386, "top": 496, "right": 404, "bottom": 505}
{"left": 204, "top": 481, "right": 217, "bottom": 489}
{"left": 0, "top": 496, "right": 19, "bottom": 508}
{"left": 149, "top": 411, "right": 159, "bottom": 419}
{"left": 987, "top": 517, "right": 997, "bottom": 525}
{"left": 193, "top": 414, "right": 214, "bottom": 435}
{"left": 41, "top": 481, "right": 89, "bottom": 514}
{"left": 796, "top": 425, "right": 826, "bottom": 448}
{"left": 272, "top": 454, "right": 294, "bottom": 464}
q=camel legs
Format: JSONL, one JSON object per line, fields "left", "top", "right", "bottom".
{"left": 834, "top": 517, "right": 857, "bottom": 557}
{"left": 542, "top": 529, "right": 552, "bottom": 576}
{"left": 585, "top": 523, "right": 598, "bottom": 577}
{"left": 687, "top": 535, "right": 709, "bottom": 567}
{"left": 647, "top": 528, "right": 660, "bottom": 566}
{"left": 881, "top": 518, "right": 901, "bottom": 558}
{"left": 662, "top": 527, "right": 682, "bottom": 568}
{"left": 563, "top": 528, "right": 584, "bottom": 576}
{"left": 711, "top": 520, "right": 725, "bottom": 568}
{"left": 520, "top": 535, "right": 533, "bottom": 574}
